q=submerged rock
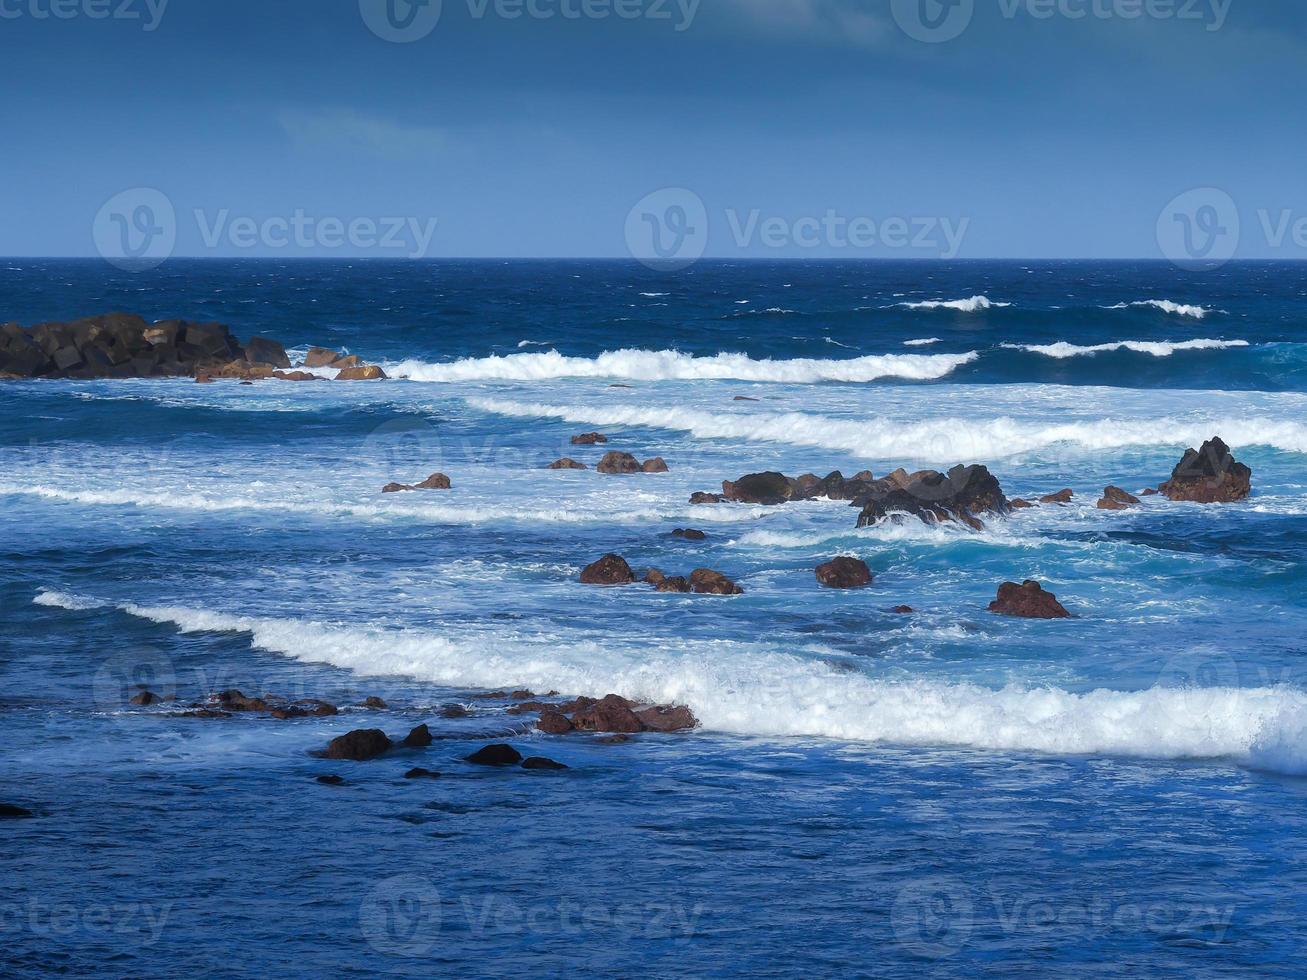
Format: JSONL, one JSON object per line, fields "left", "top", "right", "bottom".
{"left": 362, "top": 696, "right": 388, "bottom": 710}
{"left": 404, "top": 768, "right": 441, "bottom": 780}
{"left": 0, "top": 803, "right": 34, "bottom": 818}
{"left": 324, "top": 729, "right": 392, "bottom": 761}
{"left": 571, "top": 432, "right": 608, "bottom": 445}
{"left": 547, "top": 458, "right": 588, "bottom": 470}
{"left": 689, "top": 492, "right": 724, "bottom": 505}
{"left": 382, "top": 473, "right": 451, "bottom": 493}
{"left": 129, "top": 690, "right": 160, "bottom": 706}
{"left": 580, "top": 553, "right": 636, "bottom": 586}
{"left": 671, "top": 528, "right": 707, "bottom": 541}
{"left": 597, "top": 451, "right": 642, "bottom": 474}
{"left": 1160, "top": 437, "right": 1252, "bottom": 503}
{"left": 315, "top": 775, "right": 345, "bottom": 786}
{"left": 402, "top": 724, "right": 434, "bottom": 748}
{"left": 815, "top": 557, "right": 874, "bottom": 589}
{"left": 989, "top": 580, "right": 1071, "bottom": 620}
{"left": 465, "top": 744, "right": 524, "bottom": 766}
{"left": 521, "top": 757, "right": 569, "bottom": 771}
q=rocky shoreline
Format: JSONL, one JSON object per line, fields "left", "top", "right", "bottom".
{"left": 0, "top": 312, "right": 386, "bottom": 382}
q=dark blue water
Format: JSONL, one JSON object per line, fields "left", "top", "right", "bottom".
{"left": 3, "top": 259, "right": 1307, "bottom": 977}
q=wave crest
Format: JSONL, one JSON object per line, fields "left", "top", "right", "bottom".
{"left": 1003, "top": 339, "right": 1250, "bottom": 359}
{"left": 898, "top": 296, "right": 1010, "bottom": 313}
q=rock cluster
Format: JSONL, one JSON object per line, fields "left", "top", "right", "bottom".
{"left": 536, "top": 694, "right": 698, "bottom": 736}
{"left": 597, "top": 451, "right": 670, "bottom": 474}
{"left": 382, "top": 473, "right": 452, "bottom": 494}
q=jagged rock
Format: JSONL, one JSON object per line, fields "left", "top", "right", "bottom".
{"left": 1097, "top": 486, "right": 1140, "bottom": 511}
{"left": 580, "top": 554, "right": 636, "bottom": 586}
{"left": 324, "top": 729, "right": 392, "bottom": 761}
{"left": 690, "top": 568, "right": 744, "bottom": 595}
{"left": 855, "top": 464, "right": 1008, "bottom": 530}
{"left": 989, "top": 580, "right": 1071, "bottom": 620}
{"left": 336, "top": 365, "right": 386, "bottom": 381}
{"left": 537, "top": 710, "right": 575, "bottom": 734}
{"left": 540, "top": 694, "right": 698, "bottom": 735}
{"left": 402, "top": 724, "right": 434, "bottom": 748}
{"left": 815, "top": 557, "right": 873, "bottom": 589}
{"left": 721, "top": 471, "right": 793, "bottom": 505}
{"left": 634, "top": 705, "right": 697, "bottom": 733}
{"left": 571, "top": 695, "right": 645, "bottom": 733}
{"left": 597, "top": 451, "right": 642, "bottom": 474}
{"left": 642, "top": 457, "right": 669, "bottom": 473}
{"left": 465, "top": 744, "right": 524, "bottom": 766}
{"left": 689, "top": 492, "right": 723, "bottom": 505}
{"left": 1040, "top": 489, "right": 1074, "bottom": 505}
{"left": 1160, "top": 437, "right": 1252, "bottom": 503}
{"left": 571, "top": 432, "right": 608, "bottom": 445}
{"left": 548, "top": 458, "right": 587, "bottom": 470}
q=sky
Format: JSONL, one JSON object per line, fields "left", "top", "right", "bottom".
{"left": 2, "top": 0, "right": 1305, "bottom": 260}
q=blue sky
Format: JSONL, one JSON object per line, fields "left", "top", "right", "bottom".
{"left": 3, "top": 0, "right": 1305, "bottom": 258}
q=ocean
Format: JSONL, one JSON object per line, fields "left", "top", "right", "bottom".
{"left": 3, "top": 258, "right": 1306, "bottom": 977}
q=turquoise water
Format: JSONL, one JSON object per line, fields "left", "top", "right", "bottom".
{"left": 3, "top": 260, "right": 1307, "bottom": 977}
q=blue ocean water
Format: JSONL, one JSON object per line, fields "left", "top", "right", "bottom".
{"left": 3, "top": 259, "right": 1307, "bottom": 977}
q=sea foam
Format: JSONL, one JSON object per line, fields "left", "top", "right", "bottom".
{"left": 1003, "top": 339, "right": 1250, "bottom": 359}
{"left": 33, "top": 589, "right": 1307, "bottom": 774}
{"left": 898, "top": 296, "right": 1010, "bottom": 313}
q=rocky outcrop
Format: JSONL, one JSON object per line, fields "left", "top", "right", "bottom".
{"left": 1160, "top": 437, "right": 1252, "bottom": 503}
{"left": 580, "top": 553, "right": 636, "bottom": 586}
{"left": 815, "top": 557, "right": 873, "bottom": 589}
{"left": 0, "top": 313, "right": 388, "bottom": 381}
{"left": 597, "top": 451, "right": 667, "bottom": 474}
{"left": 718, "top": 469, "right": 878, "bottom": 506}
{"left": 537, "top": 694, "right": 698, "bottom": 735}
{"left": 382, "top": 473, "right": 451, "bottom": 493}
{"left": 855, "top": 465, "right": 1008, "bottom": 530}
{"left": 1040, "top": 489, "right": 1074, "bottom": 505}
{"left": 324, "top": 729, "right": 392, "bottom": 761}
{"left": 689, "top": 568, "right": 744, "bottom": 595}
{"left": 1097, "top": 486, "right": 1140, "bottom": 511}
{"left": 988, "top": 580, "right": 1071, "bottom": 619}
{"left": 547, "top": 458, "right": 588, "bottom": 470}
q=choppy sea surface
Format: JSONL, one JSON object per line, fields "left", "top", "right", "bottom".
{"left": 3, "top": 259, "right": 1307, "bottom": 977}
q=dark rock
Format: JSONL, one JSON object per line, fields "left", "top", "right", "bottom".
{"left": 522, "top": 757, "right": 569, "bottom": 771}
{"left": 510, "top": 690, "right": 535, "bottom": 700}
{"left": 656, "top": 576, "right": 692, "bottom": 593}
{"left": 465, "top": 744, "right": 524, "bottom": 766}
{"left": 642, "top": 457, "right": 670, "bottom": 473}
{"left": 537, "top": 710, "right": 575, "bottom": 734}
{"left": 404, "top": 768, "right": 441, "bottom": 780}
{"left": 571, "top": 432, "right": 608, "bottom": 445}
{"left": 690, "top": 568, "right": 744, "bottom": 595}
{"left": 597, "top": 451, "right": 642, "bottom": 474}
{"left": 815, "top": 557, "right": 874, "bottom": 589}
{"left": 324, "top": 729, "right": 392, "bottom": 761}
{"left": 315, "top": 775, "right": 345, "bottom": 786}
{"left": 439, "top": 704, "right": 471, "bottom": 719}
{"left": 1141, "top": 488, "right": 1160, "bottom": 496}
{"left": 362, "top": 696, "right": 388, "bottom": 710}
{"left": 1040, "top": 489, "right": 1074, "bottom": 505}
{"left": 580, "top": 553, "right": 636, "bottom": 586}
{"left": 243, "top": 336, "right": 291, "bottom": 368}
{"left": 734, "top": 395, "right": 760, "bottom": 401}
{"left": 413, "top": 473, "right": 451, "bottom": 490}
{"left": 855, "top": 464, "right": 1008, "bottom": 530}
{"left": 989, "top": 580, "right": 1072, "bottom": 620}
{"left": 129, "top": 691, "right": 160, "bottom": 706}
{"left": 635, "top": 705, "right": 697, "bottom": 732}
{"left": 1010, "top": 498, "right": 1034, "bottom": 509}
{"left": 548, "top": 458, "right": 588, "bottom": 470}
{"left": 891, "top": 605, "right": 915, "bottom": 614}
{"left": 0, "top": 804, "right": 34, "bottom": 818}
{"left": 643, "top": 568, "right": 666, "bottom": 586}
{"left": 402, "top": 724, "right": 433, "bottom": 749}
{"left": 215, "top": 690, "right": 271, "bottom": 712}
{"left": 382, "top": 483, "right": 410, "bottom": 493}
{"left": 1097, "top": 486, "right": 1140, "bottom": 511}
{"left": 689, "top": 492, "right": 723, "bottom": 505}
{"left": 598, "top": 734, "right": 632, "bottom": 744}
{"left": 721, "top": 471, "right": 794, "bottom": 505}
{"left": 571, "top": 694, "right": 645, "bottom": 733}
{"left": 1160, "top": 437, "right": 1252, "bottom": 503}
{"left": 671, "top": 528, "right": 707, "bottom": 541}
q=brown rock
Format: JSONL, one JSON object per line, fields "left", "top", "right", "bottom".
{"left": 1159, "top": 437, "right": 1252, "bottom": 503}
{"left": 815, "top": 557, "right": 873, "bottom": 589}
{"left": 1010, "top": 499, "right": 1034, "bottom": 509}
{"left": 129, "top": 691, "right": 160, "bottom": 706}
{"left": 304, "top": 347, "right": 342, "bottom": 368}
{"left": 891, "top": 605, "right": 915, "bottom": 614}
{"left": 1097, "top": 486, "right": 1141, "bottom": 511}
{"left": 571, "top": 432, "right": 608, "bottom": 445}
{"left": 690, "top": 568, "right": 744, "bottom": 595}
{"left": 635, "top": 705, "right": 697, "bottom": 732}
{"left": 521, "top": 757, "right": 569, "bottom": 771}
{"left": 1040, "top": 489, "right": 1074, "bottom": 505}
{"left": 537, "top": 710, "right": 575, "bottom": 734}
{"left": 643, "top": 568, "right": 666, "bottom": 586}
{"left": 571, "top": 694, "right": 645, "bottom": 734}
{"left": 323, "top": 729, "right": 392, "bottom": 761}
{"left": 336, "top": 365, "right": 386, "bottom": 381}
{"left": 689, "top": 492, "right": 723, "bottom": 505}
{"left": 642, "top": 457, "right": 669, "bottom": 473}
{"left": 597, "top": 451, "right": 642, "bottom": 474}
{"left": 671, "top": 528, "right": 706, "bottom": 541}
{"left": 580, "top": 553, "right": 636, "bottom": 586}
{"left": 656, "top": 576, "right": 692, "bottom": 593}
{"left": 721, "top": 471, "right": 793, "bottom": 505}
{"left": 382, "top": 483, "right": 411, "bottom": 494}
{"left": 362, "top": 696, "right": 388, "bottom": 710}
{"left": 331, "top": 354, "right": 364, "bottom": 369}
{"left": 989, "top": 580, "right": 1072, "bottom": 620}
{"left": 548, "top": 458, "right": 588, "bottom": 470}
{"left": 414, "top": 473, "right": 451, "bottom": 490}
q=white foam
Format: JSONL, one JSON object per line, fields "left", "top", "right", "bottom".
{"left": 34, "top": 589, "right": 1307, "bottom": 774}
{"left": 384, "top": 348, "right": 978, "bottom": 384}
{"left": 1105, "top": 300, "right": 1214, "bottom": 319}
{"left": 903, "top": 337, "right": 942, "bottom": 347}
{"left": 1006, "top": 339, "right": 1249, "bottom": 359}
{"left": 898, "top": 296, "right": 1010, "bottom": 313}
{"left": 464, "top": 397, "right": 1307, "bottom": 460}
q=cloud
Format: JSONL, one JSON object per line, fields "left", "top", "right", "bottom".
{"left": 277, "top": 107, "right": 450, "bottom": 159}
{"left": 724, "top": 0, "right": 890, "bottom": 48}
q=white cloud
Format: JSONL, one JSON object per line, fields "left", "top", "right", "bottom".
{"left": 277, "top": 107, "right": 450, "bottom": 159}
{"left": 724, "top": 0, "right": 890, "bottom": 48}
